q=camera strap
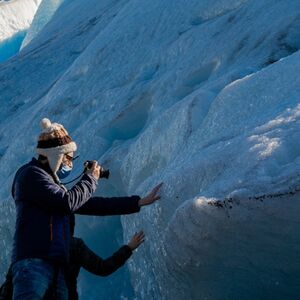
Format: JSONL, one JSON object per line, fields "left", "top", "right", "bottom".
{"left": 61, "top": 171, "right": 85, "bottom": 185}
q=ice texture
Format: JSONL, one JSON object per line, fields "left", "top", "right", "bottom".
{"left": 0, "top": 0, "right": 300, "bottom": 299}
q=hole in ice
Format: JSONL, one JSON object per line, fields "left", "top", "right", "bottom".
{"left": 99, "top": 95, "right": 151, "bottom": 141}
{"left": 174, "top": 60, "right": 219, "bottom": 100}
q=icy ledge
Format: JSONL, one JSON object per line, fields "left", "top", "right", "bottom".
{"left": 156, "top": 192, "right": 300, "bottom": 299}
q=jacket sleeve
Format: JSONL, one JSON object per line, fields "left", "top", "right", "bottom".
{"left": 76, "top": 238, "right": 132, "bottom": 276}
{"left": 74, "top": 195, "right": 141, "bottom": 216}
{"left": 23, "top": 167, "right": 98, "bottom": 214}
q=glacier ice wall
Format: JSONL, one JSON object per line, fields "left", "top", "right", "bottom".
{"left": 1, "top": 0, "right": 300, "bottom": 299}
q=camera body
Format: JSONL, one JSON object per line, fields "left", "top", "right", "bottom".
{"left": 84, "top": 161, "right": 110, "bottom": 179}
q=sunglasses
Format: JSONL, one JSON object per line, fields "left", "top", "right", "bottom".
{"left": 65, "top": 154, "right": 80, "bottom": 162}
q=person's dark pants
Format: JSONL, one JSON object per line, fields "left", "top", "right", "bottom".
{"left": 11, "top": 258, "right": 68, "bottom": 300}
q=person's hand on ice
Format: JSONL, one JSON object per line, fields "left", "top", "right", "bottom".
{"left": 138, "top": 182, "right": 163, "bottom": 207}
{"left": 127, "top": 231, "right": 145, "bottom": 250}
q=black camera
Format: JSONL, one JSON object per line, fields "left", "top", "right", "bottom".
{"left": 84, "top": 161, "right": 110, "bottom": 179}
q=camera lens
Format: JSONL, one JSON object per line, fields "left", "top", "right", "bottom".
{"left": 84, "top": 161, "right": 110, "bottom": 179}
{"left": 100, "top": 169, "right": 110, "bottom": 179}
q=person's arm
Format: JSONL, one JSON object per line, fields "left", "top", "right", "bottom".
{"left": 76, "top": 231, "right": 145, "bottom": 276}
{"left": 24, "top": 167, "right": 98, "bottom": 214}
{"left": 75, "top": 238, "right": 132, "bottom": 276}
{"left": 75, "top": 195, "right": 141, "bottom": 216}
{"left": 75, "top": 182, "right": 163, "bottom": 216}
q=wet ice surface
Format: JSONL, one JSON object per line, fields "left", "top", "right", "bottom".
{"left": 1, "top": 0, "right": 300, "bottom": 299}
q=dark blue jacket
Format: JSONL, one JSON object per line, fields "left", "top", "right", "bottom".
{"left": 11, "top": 158, "right": 141, "bottom": 265}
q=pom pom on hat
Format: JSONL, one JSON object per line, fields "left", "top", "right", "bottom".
{"left": 40, "top": 118, "right": 52, "bottom": 130}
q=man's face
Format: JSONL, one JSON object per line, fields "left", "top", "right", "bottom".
{"left": 62, "top": 152, "right": 74, "bottom": 168}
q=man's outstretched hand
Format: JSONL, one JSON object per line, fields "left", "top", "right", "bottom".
{"left": 138, "top": 182, "right": 163, "bottom": 207}
{"left": 127, "top": 231, "right": 145, "bottom": 251}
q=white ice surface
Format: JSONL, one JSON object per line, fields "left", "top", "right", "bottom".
{"left": 0, "top": 0, "right": 40, "bottom": 41}
{"left": 1, "top": 0, "right": 300, "bottom": 299}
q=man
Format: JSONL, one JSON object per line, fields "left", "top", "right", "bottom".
{"left": 11, "top": 118, "right": 162, "bottom": 300}
{"left": 11, "top": 118, "right": 99, "bottom": 300}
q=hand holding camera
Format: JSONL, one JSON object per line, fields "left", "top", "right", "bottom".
{"left": 84, "top": 160, "right": 100, "bottom": 180}
{"left": 84, "top": 160, "right": 110, "bottom": 180}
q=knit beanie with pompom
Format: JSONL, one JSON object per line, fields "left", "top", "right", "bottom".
{"left": 36, "top": 118, "right": 77, "bottom": 179}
